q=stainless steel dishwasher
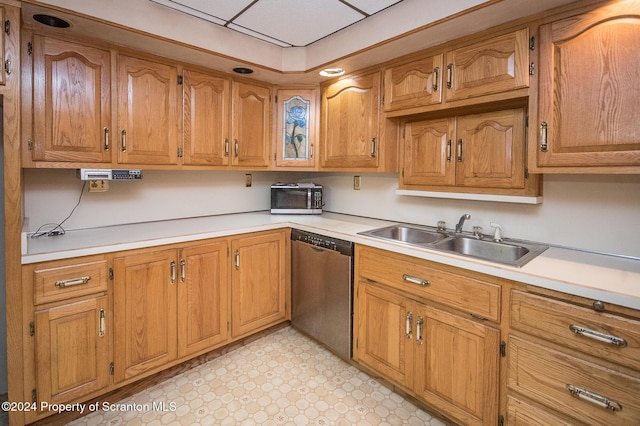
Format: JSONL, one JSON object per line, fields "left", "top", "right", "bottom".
{"left": 291, "top": 229, "right": 354, "bottom": 361}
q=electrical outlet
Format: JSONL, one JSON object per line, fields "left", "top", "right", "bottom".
{"left": 245, "top": 174, "right": 252, "bottom": 187}
{"left": 354, "top": 176, "right": 361, "bottom": 190}
{"left": 88, "top": 180, "right": 109, "bottom": 192}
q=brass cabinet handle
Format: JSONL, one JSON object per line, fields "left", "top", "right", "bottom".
{"left": 310, "top": 143, "right": 314, "bottom": 159}
{"left": 402, "top": 274, "right": 430, "bottom": 287}
{"left": 371, "top": 138, "right": 377, "bottom": 157}
{"left": 569, "top": 324, "right": 627, "bottom": 347}
{"left": 224, "top": 138, "right": 229, "bottom": 157}
{"left": 432, "top": 67, "right": 440, "bottom": 92}
{"left": 180, "top": 259, "right": 186, "bottom": 283}
{"left": 446, "top": 140, "right": 452, "bottom": 162}
{"left": 98, "top": 309, "right": 106, "bottom": 337}
{"left": 567, "top": 384, "right": 622, "bottom": 412}
{"left": 4, "top": 58, "right": 11, "bottom": 75}
{"left": 170, "top": 261, "right": 176, "bottom": 284}
{"left": 234, "top": 250, "right": 240, "bottom": 270}
{"left": 406, "top": 312, "right": 413, "bottom": 339}
{"left": 104, "top": 127, "right": 110, "bottom": 152}
{"left": 121, "top": 129, "right": 127, "bottom": 152}
{"left": 416, "top": 317, "right": 424, "bottom": 345}
{"left": 540, "top": 121, "right": 549, "bottom": 152}
{"left": 457, "top": 139, "right": 464, "bottom": 162}
{"left": 234, "top": 139, "right": 239, "bottom": 157}
{"left": 55, "top": 276, "right": 91, "bottom": 288}
{"left": 446, "top": 63, "right": 454, "bottom": 89}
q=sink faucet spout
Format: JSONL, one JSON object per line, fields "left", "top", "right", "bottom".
{"left": 455, "top": 214, "right": 471, "bottom": 233}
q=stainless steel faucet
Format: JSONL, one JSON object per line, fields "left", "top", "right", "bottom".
{"left": 455, "top": 214, "right": 471, "bottom": 233}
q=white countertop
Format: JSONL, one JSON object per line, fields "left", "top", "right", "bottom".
{"left": 23, "top": 211, "right": 640, "bottom": 310}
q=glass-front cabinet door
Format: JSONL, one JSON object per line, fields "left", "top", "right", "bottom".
{"left": 275, "top": 88, "right": 318, "bottom": 169}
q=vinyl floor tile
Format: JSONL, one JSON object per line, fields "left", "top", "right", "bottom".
{"left": 70, "top": 327, "right": 448, "bottom": 425}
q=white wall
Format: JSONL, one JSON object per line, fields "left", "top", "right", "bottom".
{"left": 301, "top": 173, "right": 640, "bottom": 258}
{"left": 24, "top": 169, "right": 293, "bottom": 231}
{"left": 23, "top": 170, "right": 640, "bottom": 258}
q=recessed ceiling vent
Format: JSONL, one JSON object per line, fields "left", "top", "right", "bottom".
{"left": 33, "top": 14, "right": 71, "bottom": 28}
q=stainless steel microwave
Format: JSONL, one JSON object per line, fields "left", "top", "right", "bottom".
{"left": 270, "top": 183, "right": 323, "bottom": 214}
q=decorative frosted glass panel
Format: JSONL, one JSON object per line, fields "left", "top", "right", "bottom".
{"left": 282, "top": 95, "right": 310, "bottom": 160}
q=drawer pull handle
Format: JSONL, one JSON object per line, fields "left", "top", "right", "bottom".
{"left": 416, "top": 317, "right": 424, "bottom": 345}
{"left": 403, "top": 274, "right": 430, "bottom": 287}
{"left": 55, "top": 276, "right": 91, "bottom": 288}
{"left": 569, "top": 324, "right": 627, "bottom": 347}
{"left": 406, "top": 312, "right": 413, "bottom": 339}
{"left": 567, "top": 384, "right": 622, "bottom": 412}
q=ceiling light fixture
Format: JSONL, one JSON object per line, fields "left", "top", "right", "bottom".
{"left": 33, "top": 14, "right": 71, "bottom": 28}
{"left": 319, "top": 68, "right": 345, "bottom": 77}
{"left": 233, "top": 67, "right": 254, "bottom": 74}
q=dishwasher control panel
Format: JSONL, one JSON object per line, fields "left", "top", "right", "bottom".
{"left": 291, "top": 229, "right": 353, "bottom": 256}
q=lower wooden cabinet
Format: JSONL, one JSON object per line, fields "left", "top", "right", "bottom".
{"left": 113, "top": 248, "right": 178, "bottom": 382}
{"left": 177, "top": 240, "right": 229, "bottom": 358}
{"left": 507, "top": 287, "right": 640, "bottom": 425}
{"left": 354, "top": 278, "right": 500, "bottom": 426}
{"left": 230, "top": 230, "right": 288, "bottom": 338}
{"left": 35, "top": 295, "right": 110, "bottom": 405}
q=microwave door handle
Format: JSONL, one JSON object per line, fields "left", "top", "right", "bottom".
{"left": 307, "top": 188, "right": 312, "bottom": 209}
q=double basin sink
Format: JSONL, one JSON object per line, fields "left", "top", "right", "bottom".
{"left": 359, "top": 224, "right": 548, "bottom": 267}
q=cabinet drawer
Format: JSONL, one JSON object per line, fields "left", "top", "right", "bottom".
{"left": 506, "top": 396, "right": 576, "bottom": 426}
{"left": 511, "top": 290, "right": 640, "bottom": 371}
{"left": 508, "top": 336, "right": 640, "bottom": 426}
{"left": 33, "top": 257, "right": 109, "bottom": 305}
{"left": 357, "top": 246, "right": 500, "bottom": 321}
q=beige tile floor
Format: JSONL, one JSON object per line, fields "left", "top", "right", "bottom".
{"left": 70, "top": 327, "right": 447, "bottom": 425}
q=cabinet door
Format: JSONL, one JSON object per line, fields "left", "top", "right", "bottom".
{"left": 182, "top": 69, "right": 230, "bottom": 166}
{"left": 320, "top": 72, "right": 380, "bottom": 169}
{"left": 117, "top": 54, "right": 179, "bottom": 165}
{"left": 35, "top": 296, "right": 110, "bottom": 405}
{"left": 32, "top": 36, "right": 111, "bottom": 163}
{"left": 384, "top": 54, "right": 443, "bottom": 111}
{"left": 402, "top": 118, "right": 455, "bottom": 186}
{"left": 445, "top": 28, "right": 529, "bottom": 101}
{"left": 536, "top": 5, "right": 640, "bottom": 168}
{"left": 178, "top": 240, "right": 229, "bottom": 358}
{"left": 231, "top": 81, "right": 271, "bottom": 168}
{"left": 275, "top": 88, "right": 318, "bottom": 168}
{"left": 230, "top": 231, "right": 287, "bottom": 338}
{"left": 456, "top": 108, "right": 525, "bottom": 188}
{"left": 113, "top": 249, "right": 177, "bottom": 382}
{"left": 414, "top": 306, "right": 500, "bottom": 426}
{"left": 353, "top": 281, "right": 413, "bottom": 388}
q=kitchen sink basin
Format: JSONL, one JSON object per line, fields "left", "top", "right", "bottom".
{"left": 432, "top": 236, "right": 539, "bottom": 266}
{"left": 359, "top": 225, "right": 448, "bottom": 245}
{"left": 358, "top": 224, "right": 548, "bottom": 267}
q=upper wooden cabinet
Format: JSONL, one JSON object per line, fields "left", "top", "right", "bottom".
{"left": 182, "top": 69, "right": 231, "bottom": 166}
{"left": 31, "top": 36, "right": 112, "bottom": 163}
{"left": 401, "top": 108, "right": 540, "bottom": 196}
{"left": 383, "top": 28, "right": 529, "bottom": 115}
{"left": 274, "top": 88, "right": 318, "bottom": 169}
{"left": 383, "top": 54, "right": 444, "bottom": 111}
{"left": 320, "top": 71, "right": 397, "bottom": 171}
{"left": 530, "top": 2, "right": 640, "bottom": 173}
{"left": 231, "top": 81, "right": 272, "bottom": 168}
{"left": 445, "top": 28, "right": 529, "bottom": 102}
{"left": 117, "top": 54, "right": 180, "bottom": 165}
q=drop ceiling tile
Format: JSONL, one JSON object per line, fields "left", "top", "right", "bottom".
{"left": 150, "top": 0, "right": 253, "bottom": 24}
{"left": 233, "top": 0, "right": 365, "bottom": 46}
{"left": 227, "top": 23, "right": 293, "bottom": 47}
{"left": 345, "top": 0, "right": 404, "bottom": 15}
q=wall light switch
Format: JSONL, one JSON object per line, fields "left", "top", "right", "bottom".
{"left": 245, "top": 174, "right": 252, "bottom": 187}
{"left": 354, "top": 176, "right": 361, "bottom": 190}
